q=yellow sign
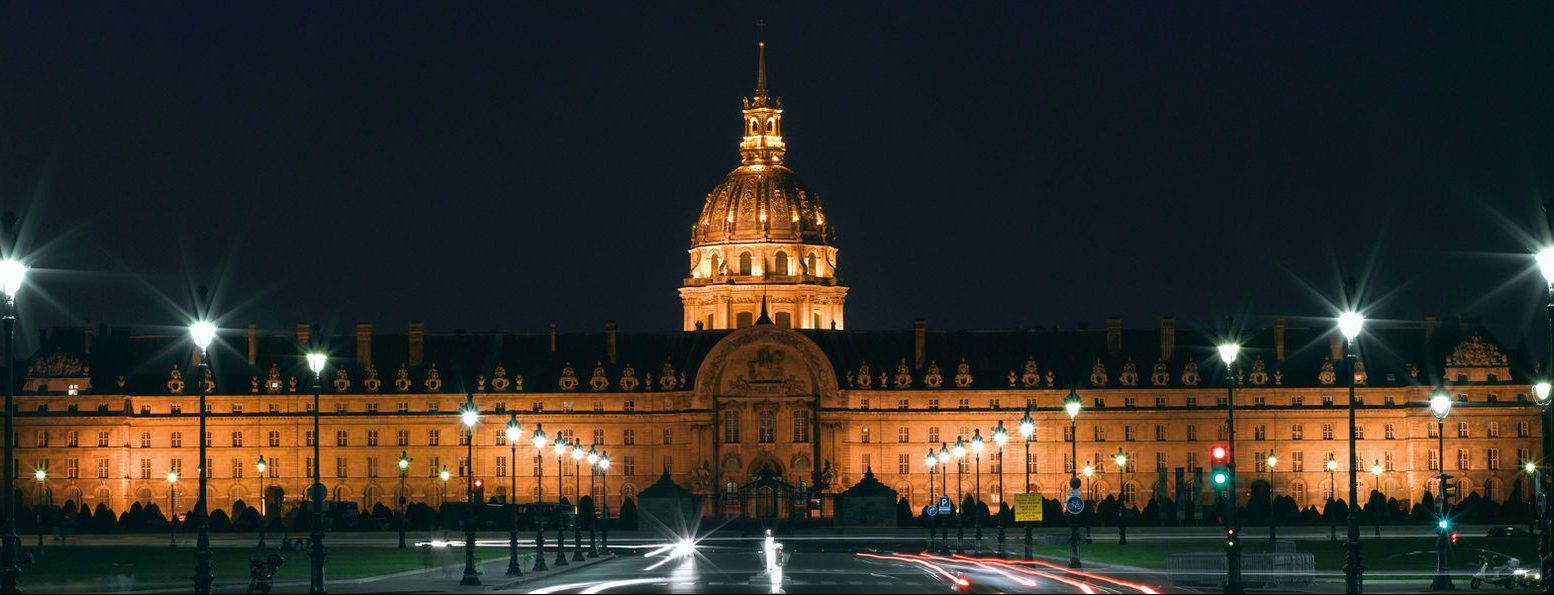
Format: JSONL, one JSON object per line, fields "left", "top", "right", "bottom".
{"left": 1014, "top": 493, "right": 1043, "bottom": 522}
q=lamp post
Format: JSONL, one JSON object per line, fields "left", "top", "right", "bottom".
{"left": 168, "top": 471, "right": 179, "bottom": 548}
{"left": 440, "top": 467, "right": 450, "bottom": 509}
{"left": 31, "top": 469, "right": 45, "bottom": 549}
{"left": 971, "top": 429, "right": 985, "bottom": 547}
{"left": 305, "top": 352, "right": 328, "bottom": 594}
{"left": 1082, "top": 464, "right": 1094, "bottom": 543}
{"left": 503, "top": 415, "right": 523, "bottom": 575}
{"left": 550, "top": 436, "right": 569, "bottom": 568}
{"left": 0, "top": 258, "right": 25, "bottom": 594}
{"left": 570, "top": 439, "right": 585, "bottom": 562}
{"left": 586, "top": 446, "right": 599, "bottom": 558}
{"left": 189, "top": 321, "right": 217, "bottom": 594}
{"left": 1064, "top": 389, "right": 1083, "bottom": 569}
{"left": 1370, "top": 461, "right": 1384, "bottom": 539}
{"left": 952, "top": 436, "right": 967, "bottom": 553}
{"left": 992, "top": 421, "right": 1008, "bottom": 553}
{"left": 1526, "top": 460, "right": 1540, "bottom": 535}
{"left": 458, "top": 394, "right": 481, "bottom": 586}
{"left": 1338, "top": 310, "right": 1366, "bottom": 594}
{"left": 531, "top": 425, "right": 549, "bottom": 572}
{"left": 256, "top": 455, "right": 268, "bottom": 549}
{"left": 924, "top": 449, "right": 937, "bottom": 552}
{"left": 397, "top": 452, "right": 411, "bottom": 550}
{"left": 937, "top": 444, "right": 950, "bottom": 554}
{"left": 1113, "top": 448, "right": 1129, "bottom": 545}
{"left": 1429, "top": 385, "right": 1455, "bottom": 591}
{"left": 1019, "top": 407, "right": 1035, "bottom": 561}
{"left": 1326, "top": 454, "right": 1339, "bottom": 542}
{"left": 597, "top": 452, "right": 612, "bottom": 556}
{"left": 1218, "top": 340, "right": 1245, "bottom": 594}
{"left": 1266, "top": 451, "right": 1278, "bottom": 543}
{"left": 1535, "top": 246, "right": 1554, "bottom": 595}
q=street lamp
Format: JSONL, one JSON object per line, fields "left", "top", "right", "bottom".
{"left": 992, "top": 421, "right": 1008, "bottom": 553}
{"left": 503, "top": 415, "right": 522, "bottom": 575}
{"left": 439, "top": 467, "right": 451, "bottom": 507}
{"left": 952, "top": 436, "right": 967, "bottom": 553}
{"left": 1326, "top": 454, "right": 1339, "bottom": 542}
{"left": 1064, "top": 389, "right": 1083, "bottom": 569}
{"left": 1266, "top": 451, "right": 1278, "bottom": 543}
{"left": 570, "top": 439, "right": 586, "bottom": 562}
{"left": 1218, "top": 339, "right": 1245, "bottom": 594}
{"left": 1370, "top": 460, "right": 1385, "bottom": 539}
{"left": 1338, "top": 310, "right": 1366, "bottom": 594}
{"left": 304, "top": 351, "right": 327, "bottom": 595}
{"left": 1113, "top": 448, "right": 1129, "bottom": 545}
{"left": 1429, "top": 384, "right": 1455, "bottom": 591}
{"left": 551, "top": 436, "right": 569, "bottom": 568}
{"left": 531, "top": 424, "right": 550, "bottom": 572}
{"left": 0, "top": 257, "right": 23, "bottom": 593}
{"left": 586, "top": 445, "right": 600, "bottom": 558}
{"left": 458, "top": 394, "right": 480, "bottom": 586}
{"left": 31, "top": 469, "right": 46, "bottom": 549}
{"left": 1018, "top": 407, "right": 1035, "bottom": 560}
{"left": 1535, "top": 374, "right": 1554, "bottom": 591}
{"left": 168, "top": 470, "right": 180, "bottom": 548}
{"left": 971, "top": 429, "right": 985, "bottom": 547}
{"left": 597, "top": 451, "right": 612, "bottom": 556}
{"left": 924, "top": 449, "right": 938, "bottom": 552}
{"left": 937, "top": 444, "right": 950, "bottom": 553}
{"left": 397, "top": 451, "right": 411, "bottom": 550}
{"left": 190, "top": 320, "right": 217, "bottom": 595}
{"left": 256, "top": 455, "right": 268, "bottom": 548}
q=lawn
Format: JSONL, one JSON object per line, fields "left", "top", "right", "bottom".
{"left": 15, "top": 544, "right": 517, "bottom": 591}
{"left": 1034, "top": 532, "right": 1539, "bottom": 576}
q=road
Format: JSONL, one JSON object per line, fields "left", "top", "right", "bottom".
{"left": 513, "top": 535, "right": 1165, "bottom": 594}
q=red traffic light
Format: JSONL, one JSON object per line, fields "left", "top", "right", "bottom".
{"left": 473, "top": 478, "right": 484, "bottom": 489}
{"left": 1211, "top": 445, "right": 1228, "bottom": 461}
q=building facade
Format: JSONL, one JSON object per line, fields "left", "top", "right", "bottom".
{"left": 7, "top": 39, "right": 1542, "bottom": 523}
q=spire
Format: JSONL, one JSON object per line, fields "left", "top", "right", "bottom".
{"left": 755, "top": 288, "right": 773, "bottom": 325}
{"left": 754, "top": 21, "right": 768, "bottom": 98}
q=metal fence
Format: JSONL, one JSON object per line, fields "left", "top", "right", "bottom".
{"left": 1166, "top": 544, "right": 1315, "bottom": 588}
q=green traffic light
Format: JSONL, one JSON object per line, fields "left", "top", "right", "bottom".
{"left": 1213, "top": 471, "right": 1228, "bottom": 485}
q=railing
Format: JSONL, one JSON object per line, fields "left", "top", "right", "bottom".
{"left": 1165, "top": 544, "right": 1315, "bottom": 588}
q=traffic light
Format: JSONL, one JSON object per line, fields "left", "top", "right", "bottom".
{"left": 1211, "top": 445, "right": 1230, "bottom": 491}
{"left": 473, "top": 478, "right": 485, "bottom": 503}
{"left": 1225, "top": 527, "right": 1237, "bottom": 548}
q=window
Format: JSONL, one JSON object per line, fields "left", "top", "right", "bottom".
{"left": 774, "top": 251, "right": 789, "bottom": 275}
{"left": 1254, "top": 425, "right": 1266, "bottom": 441}
{"left": 1457, "top": 449, "right": 1470, "bottom": 470}
{"left": 929, "top": 427, "right": 940, "bottom": 444}
{"left": 592, "top": 429, "right": 604, "bottom": 445}
{"left": 928, "top": 399, "right": 939, "bottom": 410}
{"left": 624, "top": 400, "right": 635, "bottom": 412}
{"left": 738, "top": 251, "right": 752, "bottom": 275}
{"left": 305, "top": 458, "right": 313, "bottom": 479}
{"left": 139, "top": 458, "right": 151, "bottom": 479}
{"left": 991, "top": 451, "right": 1002, "bottom": 473}
{"left": 532, "top": 402, "right": 543, "bottom": 413}
{"left": 1186, "top": 397, "right": 1198, "bottom": 408}
{"left": 1027, "top": 453, "right": 1038, "bottom": 474}
{"left": 624, "top": 429, "right": 635, "bottom": 445}
{"left": 171, "top": 458, "right": 183, "bottom": 474}
{"left": 335, "top": 403, "right": 348, "bottom": 414}
{"left": 859, "top": 399, "right": 870, "bottom": 410}
{"left": 1429, "top": 449, "right": 1440, "bottom": 471}
{"left": 1064, "top": 452, "right": 1074, "bottom": 474}
{"left": 35, "top": 432, "right": 47, "bottom": 448}
{"left": 427, "top": 401, "right": 439, "bottom": 413}
{"left": 337, "top": 431, "right": 349, "bottom": 447}
{"left": 1063, "top": 425, "right": 1074, "bottom": 442}
{"left": 897, "top": 399, "right": 909, "bottom": 410}
{"left": 396, "top": 402, "right": 409, "bottom": 413}
{"left": 1384, "top": 451, "right": 1394, "bottom": 471}
{"left": 623, "top": 455, "right": 636, "bottom": 477}
{"left": 1429, "top": 423, "right": 1439, "bottom": 438}
{"left": 1252, "top": 396, "right": 1265, "bottom": 407}
{"left": 1291, "top": 396, "right": 1304, "bottom": 407}
{"left": 496, "top": 456, "right": 507, "bottom": 478}
{"left": 367, "top": 430, "right": 379, "bottom": 447}
{"left": 1521, "top": 421, "right": 1531, "bottom": 438}
{"left": 231, "top": 458, "right": 243, "bottom": 479}
{"left": 171, "top": 432, "right": 183, "bottom": 448}
{"left": 1489, "top": 449, "right": 1501, "bottom": 470}
{"left": 898, "top": 453, "right": 910, "bottom": 475}
{"left": 458, "top": 430, "right": 470, "bottom": 446}
{"left": 860, "top": 427, "right": 871, "bottom": 444}
{"left": 1291, "top": 425, "right": 1304, "bottom": 440}
{"left": 1155, "top": 397, "right": 1167, "bottom": 408}
{"left": 1457, "top": 422, "right": 1469, "bottom": 438}
{"left": 757, "top": 411, "right": 775, "bottom": 443}
{"left": 171, "top": 404, "right": 182, "bottom": 414}
{"left": 723, "top": 411, "right": 741, "bottom": 443}
{"left": 336, "top": 457, "right": 347, "bottom": 478}
{"left": 1384, "top": 424, "right": 1395, "bottom": 440}
{"left": 65, "top": 431, "right": 78, "bottom": 448}
{"left": 1093, "top": 426, "right": 1105, "bottom": 442}
{"left": 662, "top": 428, "right": 673, "bottom": 445}
{"left": 1155, "top": 425, "right": 1166, "bottom": 441}
{"left": 96, "top": 431, "right": 109, "bottom": 447}
{"left": 139, "top": 432, "right": 152, "bottom": 448}
{"left": 1187, "top": 452, "right": 1200, "bottom": 473}
{"left": 205, "top": 431, "right": 212, "bottom": 447}
{"left": 367, "top": 457, "right": 379, "bottom": 478}
{"left": 366, "top": 402, "right": 379, "bottom": 413}
{"left": 231, "top": 431, "right": 244, "bottom": 447}
{"left": 1292, "top": 451, "right": 1304, "bottom": 472}
{"left": 1254, "top": 451, "right": 1266, "bottom": 473}
{"left": 990, "top": 398, "right": 1001, "bottom": 409}
{"left": 1156, "top": 453, "right": 1167, "bottom": 470}
{"left": 1124, "top": 426, "right": 1135, "bottom": 441}
{"left": 397, "top": 430, "right": 409, "bottom": 447}
{"left": 1488, "top": 422, "right": 1500, "bottom": 438}
{"left": 792, "top": 410, "right": 810, "bottom": 442}
{"left": 267, "top": 431, "right": 279, "bottom": 447}
{"left": 1354, "top": 425, "right": 1364, "bottom": 440}
{"left": 958, "top": 399, "right": 969, "bottom": 410}
{"left": 1186, "top": 425, "right": 1198, "bottom": 441}
{"left": 1124, "top": 397, "right": 1136, "bottom": 408}
{"left": 268, "top": 403, "right": 280, "bottom": 413}
{"left": 898, "top": 427, "right": 910, "bottom": 443}
{"left": 428, "top": 430, "right": 440, "bottom": 446}
{"left": 268, "top": 459, "right": 278, "bottom": 478}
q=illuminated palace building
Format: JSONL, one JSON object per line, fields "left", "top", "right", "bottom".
{"left": 10, "top": 40, "right": 1543, "bottom": 522}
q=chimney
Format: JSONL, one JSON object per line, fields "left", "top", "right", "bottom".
{"left": 1106, "top": 318, "right": 1122, "bottom": 356}
{"left": 913, "top": 319, "right": 927, "bottom": 369}
{"left": 606, "top": 320, "right": 618, "bottom": 364}
{"left": 356, "top": 323, "right": 372, "bottom": 367}
{"left": 1274, "top": 317, "right": 1286, "bottom": 361}
{"left": 1424, "top": 315, "right": 1438, "bottom": 346}
{"left": 247, "top": 323, "right": 258, "bottom": 366}
{"left": 549, "top": 323, "right": 558, "bottom": 353}
{"left": 408, "top": 322, "right": 425, "bottom": 365}
{"left": 84, "top": 321, "right": 94, "bottom": 354}
{"left": 1159, "top": 317, "right": 1176, "bottom": 361}
{"left": 295, "top": 322, "right": 311, "bottom": 349}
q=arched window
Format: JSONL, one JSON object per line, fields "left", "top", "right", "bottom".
{"left": 738, "top": 252, "right": 753, "bottom": 275}
{"left": 774, "top": 251, "right": 789, "bottom": 276}
{"left": 723, "top": 411, "right": 741, "bottom": 443}
{"left": 813, "top": 313, "right": 822, "bottom": 329}
{"left": 1121, "top": 482, "right": 1136, "bottom": 505}
{"left": 709, "top": 253, "right": 722, "bottom": 276}
{"left": 806, "top": 252, "right": 818, "bottom": 276}
{"left": 1291, "top": 481, "right": 1307, "bottom": 508}
{"left": 759, "top": 411, "right": 776, "bottom": 443}
{"left": 774, "top": 312, "right": 792, "bottom": 328}
{"left": 736, "top": 312, "right": 754, "bottom": 328}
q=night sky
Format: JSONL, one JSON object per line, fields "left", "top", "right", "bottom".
{"left": 3, "top": 3, "right": 1554, "bottom": 351}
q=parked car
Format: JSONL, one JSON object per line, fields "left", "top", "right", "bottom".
{"left": 1486, "top": 526, "right": 1529, "bottom": 537}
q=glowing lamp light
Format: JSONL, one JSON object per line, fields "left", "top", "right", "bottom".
{"left": 1266, "top": 453, "right": 1277, "bottom": 470}
{"left": 1113, "top": 451, "right": 1128, "bottom": 469}
{"left": 1537, "top": 246, "right": 1554, "bottom": 286}
{"left": 33, "top": 469, "right": 45, "bottom": 482}
{"left": 1063, "top": 390, "right": 1082, "bottom": 420}
{"left": 1018, "top": 408, "right": 1035, "bottom": 438}
{"left": 937, "top": 444, "right": 950, "bottom": 464}
{"left": 190, "top": 321, "right": 217, "bottom": 351}
{"left": 1217, "top": 343, "right": 1241, "bottom": 366}
{"left": 992, "top": 421, "right": 1008, "bottom": 447}
{"left": 504, "top": 414, "right": 521, "bottom": 444}
{"left": 571, "top": 440, "right": 585, "bottom": 461}
{"left": 1326, "top": 455, "right": 1339, "bottom": 472}
{"left": 306, "top": 352, "right": 326, "bottom": 375}
{"left": 952, "top": 436, "right": 966, "bottom": 459}
{"left": 167, "top": 471, "right": 179, "bottom": 484}
{"left": 587, "top": 446, "right": 599, "bottom": 465}
{"left": 1082, "top": 464, "right": 1094, "bottom": 478}
{"left": 552, "top": 436, "right": 567, "bottom": 456}
{"left": 597, "top": 453, "right": 610, "bottom": 470}
{"left": 460, "top": 405, "right": 479, "bottom": 429}
{"left": 1337, "top": 311, "right": 1365, "bottom": 341}
{"left": 1535, "top": 381, "right": 1553, "bottom": 407}
{"left": 1429, "top": 385, "right": 1453, "bottom": 421}
{"left": 531, "top": 424, "right": 547, "bottom": 450}
{"left": 970, "top": 430, "right": 984, "bottom": 454}
{"left": 256, "top": 456, "right": 267, "bottom": 474}
{"left": 1527, "top": 461, "right": 1539, "bottom": 474}
{"left": 0, "top": 259, "right": 27, "bottom": 300}
{"left": 1371, "top": 461, "right": 1383, "bottom": 477}
{"left": 925, "top": 450, "right": 938, "bottom": 469}
{"left": 398, "top": 452, "right": 411, "bottom": 471}
{"left": 1438, "top": 519, "right": 1449, "bottom": 529}
{"left": 439, "top": 468, "right": 451, "bottom": 482}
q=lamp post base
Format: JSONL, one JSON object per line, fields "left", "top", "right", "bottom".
{"left": 506, "top": 528, "right": 524, "bottom": 577}
{"left": 533, "top": 527, "right": 548, "bottom": 573}
{"left": 553, "top": 528, "right": 569, "bottom": 567}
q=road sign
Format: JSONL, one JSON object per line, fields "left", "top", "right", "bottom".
{"left": 1014, "top": 494, "right": 1043, "bottom": 522}
{"left": 925, "top": 504, "right": 938, "bottom": 517}
{"left": 1065, "top": 496, "right": 1084, "bottom": 515}
{"left": 937, "top": 496, "right": 953, "bottom": 514}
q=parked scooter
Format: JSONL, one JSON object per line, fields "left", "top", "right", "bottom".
{"left": 1470, "top": 551, "right": 1539, "bottom": 590}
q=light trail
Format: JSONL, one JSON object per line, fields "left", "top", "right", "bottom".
{"left": 857, "top": 552, "right": 970, "bottom": 588}
{"left": 578, "top": 577, "right": 672, "bottom": 593}
{"left": 909, "top": 553, "right": 1094, "bottom": 594}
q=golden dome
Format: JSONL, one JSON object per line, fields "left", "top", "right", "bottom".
{"left": 693, "top": 164, "right": 833, "bottom": 246}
